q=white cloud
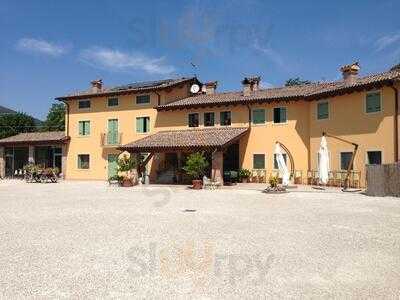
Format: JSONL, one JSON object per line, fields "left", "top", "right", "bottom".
{"left": 260, "top": 81, "right": 274, "bottom": 89}
{"left": 16, "top": 38, "right": 68, "bottom": 57}
{"left": 375, "top": 33, "right": 400, "bottom": 51}
{"left": 252, "top": 41, "right": 286, "bottom": 70}
{"left": 79, "top": 47, "right": 176, "bottom": 75}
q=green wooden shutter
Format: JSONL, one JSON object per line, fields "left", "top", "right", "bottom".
{"left": 253, "top": 109, "right": 265, "bottom": 124}
{"left": 366, "top": 92, "right": 381, "bottom": 113}
{"left": 145, "top": 117, "right": 150, "bottom": 132}
{"left": 280, "top": 108, "right": 287, "bottom": 122}
{"left": 79, "top": 121, "right": 84, "bottom": 135}
{"left": 136, "top": 118, "right": 144, "bottom": 133}
{"left": 108, "top": 119, "right": 118, "bottom": 144}
{"left": 317, "top": 102, "right": 329, "bottom": 119}
{"left": 86, "top": 121, "right": 90, "bottom": 135}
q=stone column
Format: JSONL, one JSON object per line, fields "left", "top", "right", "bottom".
{"left": 0, "top": 147, "right": 5, "bottom": 178}
{"left": 212, "top": 150, "right": 223, "bottom": 184}
{"left": 28, "top": 145, "right": 35, "bottom": 164}
{"left": 177, "top": 151, "right": 182, "bottom": 183}
{"left": 61, "top": 145, "right": 67, "bottom": 179}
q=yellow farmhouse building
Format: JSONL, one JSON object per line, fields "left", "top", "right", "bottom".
{"left": 1, "top": 63, "right": 399, "bottom": 187}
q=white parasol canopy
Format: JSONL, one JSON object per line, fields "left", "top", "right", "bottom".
{"left": 318, "top": 136, "right": 330, "bottom": 185}
{"left": 274, "top": 143, "right": 290, "bottom": 186}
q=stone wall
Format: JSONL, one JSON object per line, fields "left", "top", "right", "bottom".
{"left": 366, "top": 163, "right": 400, "bottom": 197}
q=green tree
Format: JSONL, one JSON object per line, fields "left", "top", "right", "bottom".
{"left": 285, "top": 77, "right": 312, "bottom": 86}
{"left": 0, "top": 112, "right": 36, "bottom": 139}
{"left": 42, "top": 103, "right": 65, "bottom": 131}
{"left": 183, "top": 152, "right": 209, "bottom": 180}
{"left": 391, "top": 63, "right": 400, "bottom": 71}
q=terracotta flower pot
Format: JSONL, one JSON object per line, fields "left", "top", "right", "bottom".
{"left": 122, "top": 178, "right": 134, "bottom": 187}
{"left": 192, "top": 179, "right": 203, "bottom": 190}
{"left": 241, "top": 177, "right": 249, "bottom": 183}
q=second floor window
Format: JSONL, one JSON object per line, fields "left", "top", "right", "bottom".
{"left": 366, "top": 91, "right": 381, "bottom": 113}
{"left": 78, "top": 100, "right": 91, "bottom": 109}
{"left": 136, "top": 95, "right": 150, "bottom": 105}
{"left": 317, "top": 101, "right": 329, "bottom": 120}
{"left": 136, "top": 117, "right": 150, "bottom": 133}
{"left": 78, "top": 121, "right": 90, "bottom": 136}
{"left": 273, "top": 107, "right": 287, "bottom": 123}
{"left": 108, "top": 97, "right": 119, "bottom": 107}
{"left": 188, "top": 113, "right": 199, "bottom": 127}
{"left": 204, "top": 112, "right": 215, "bottom": 127}
{"left": 220, "top": 111, "right": 231, "bottom": 126}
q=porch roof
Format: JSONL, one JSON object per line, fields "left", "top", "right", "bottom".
{"left": 0, "top": 131, "right": 69, "bottom": 146}
{"left": 119, "top": 127, "right": 249, "bottom": 152}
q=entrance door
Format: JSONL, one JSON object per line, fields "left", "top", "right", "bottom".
{"left": 107, "top": 119, "right": 118, "bottom": 145}
{"left": 108, "top": 154, "right": 118, "bottom": 179}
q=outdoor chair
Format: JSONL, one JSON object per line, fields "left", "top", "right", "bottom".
{"left": 350, "top": 170, "right": 361, "bottom": 188}
{"left": 328, "top": 171, "right": 335, "bottom": 186}
{"left": 333, "top": 171, "right": 343, "bottom": 187}
{"left": 203, "top": 176, "right": 221, "bottom": 190}
{"left": 307, "top": 170, "right": 313, "bottom": 185}
{"left": 294, "top": 170, "right": 302, "bottom": 184}
{"left": 312, "top": 170, "right": 319, "bottom": 185}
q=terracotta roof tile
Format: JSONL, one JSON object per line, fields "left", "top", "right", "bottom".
{"left": 157, "top": 69, "right": 400, "bottom": 110}
{"left": 119, "top": 127, "right": 249, "bottom": 152}
{"left": 0, "top": 131, "right": 68, "bottom": 145}
{"left": 56, "top": 77, "right": 197, "bottom": 101}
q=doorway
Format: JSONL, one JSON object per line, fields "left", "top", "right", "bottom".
{"left": 108, "top": 154, "right": 119, "bottom": 179}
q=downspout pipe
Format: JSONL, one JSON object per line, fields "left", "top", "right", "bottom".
{"left": 390, "top": 84, "right": 399, "bottom": 162}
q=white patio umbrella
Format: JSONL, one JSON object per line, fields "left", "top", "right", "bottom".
{"left": 318, "top": 135, "right": 330, "bottom": 185}
{"left": 274, "top": 143, "right": 290, "bottom": 186}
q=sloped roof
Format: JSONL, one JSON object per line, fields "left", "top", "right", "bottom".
{"left": 0, "top": 131, "right": 68, "bottom": 145}
{"left": 56, "top": 77, "right": 197, "bottom": 101}
{"left": 157, "top": 68, "right": 400, "bottom": 110}
{"left": 119, "top": 127, "right": 249, "bottom": 152}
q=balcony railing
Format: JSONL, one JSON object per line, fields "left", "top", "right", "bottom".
{"left": 100, "top": 132, "right": 122, "bottom": 147}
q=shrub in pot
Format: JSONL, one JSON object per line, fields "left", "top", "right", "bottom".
{"left": 183, "top": 152, "right": 209, "bottom": 189}
{"left": 117, "top": 154, "right": 138, "bottom": 187}
{"left": 239, "top": 169, "right": 251, "bottom": 183}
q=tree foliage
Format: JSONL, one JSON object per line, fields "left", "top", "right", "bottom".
{"left": 285, "top": 77, "right": 312, "bottom": 86}
{"left": 42, "top": 103, "right": 65, "bottom": 132}
{"left": 0, "top": 112, "right": 36, "bottom": 139}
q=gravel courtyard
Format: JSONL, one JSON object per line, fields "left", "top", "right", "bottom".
{"left": 0, "top": 181, "right": 399, "bottom": 299}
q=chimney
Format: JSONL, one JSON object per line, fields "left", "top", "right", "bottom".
{"left": 90, "top": 79, "right": 103, "bottom": 93}
{"left": 242, "top": 76, "right": 261, "bottom": 96}
{"left": 204, "top": 81, "right": 218, "bottom": 95}
{"left": 340, "top": 62, "right": 360, "bottom": 85}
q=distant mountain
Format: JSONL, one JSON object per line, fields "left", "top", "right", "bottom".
{"left": 0, "top": 105, "right": 42, "bottom": 125}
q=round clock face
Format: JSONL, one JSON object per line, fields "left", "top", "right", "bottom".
{"left": 190, "top": 84, "right": 200, "bottom": 94}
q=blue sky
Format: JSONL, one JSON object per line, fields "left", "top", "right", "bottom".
{"left": 1, "top": 0, "right": 399, "bottom": 119}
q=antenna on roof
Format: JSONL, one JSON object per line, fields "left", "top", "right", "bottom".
{"left": 190, "top": 62, "right": 197, "bottom": 78}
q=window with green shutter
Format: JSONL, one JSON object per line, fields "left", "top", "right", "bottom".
{"left": 136, "top": 117, "right": 150, "bottom": 133}
{"left": 252, "top": 109, "right": 266, "bottom": 124}
{"left": 78, "top": 121, "right": 90, "bottom": 136}
{"left": 366, "top": 91, "right": 381, "bottom": 113}
{"left": 273, "top": 107, "right": 287, "bottom": 123}
{"left": 253, "top": 154, "right": 265, "bottom": 169}
{"left": 107, "top": 119, "right": 118, "bottom": 144}
{"left": 317, "top": 102, "right": 329, "bottom": 120}
{"left": 136, "top": 95, "right": 150, "bottom": 105}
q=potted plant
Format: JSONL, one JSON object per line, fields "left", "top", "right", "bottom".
{"left": 117, "top": 154, "right": 138, "bottom": 187}
{"left": 239, "top": 169, "right": 251, "bottom": 183}
{"left": 269, "top": 175, "right": 279, "bottom": 189}
{"left": 183, "top": 152, "right": 209, "bottom": 189}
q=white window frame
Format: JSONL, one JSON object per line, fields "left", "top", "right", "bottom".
{"left": 365, "top": 149, "right": 383, "bottom": 165}
{"left": 135, "top": 94, "right": 151, "bottom": 105}
{"left": 365, "top": 90, "right": 383, "bottom": 115}
{"left": 272, "top": 106, "right": 288, "bottom": 125}
{"left": 316, "top": 100, "right": 330, "bottom": 121}
{"left": 107, "top": 97, "right": 119, "bottom": 108}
